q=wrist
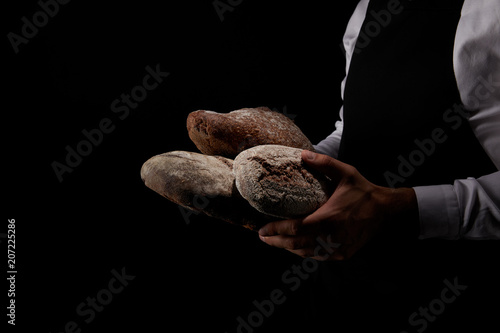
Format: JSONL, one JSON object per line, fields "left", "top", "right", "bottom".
{"left": 379, "top": 186, "right": 420, "bottom": 239}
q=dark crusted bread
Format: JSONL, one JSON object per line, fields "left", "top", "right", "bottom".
{"left": 186, "top": 107, "right": 314, "bottom": 159}
{"left": 233, "top": 145, "right": 334, "bottom": 219}
{"left": 140, "top": 151, "right": 274, "bottom": 230}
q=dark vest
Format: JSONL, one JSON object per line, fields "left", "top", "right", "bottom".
{"left": 338, "top": 0, "right": 496, "bottom": 187}
{"left": 308, "top": 1, "right": 498, "bottom": 331}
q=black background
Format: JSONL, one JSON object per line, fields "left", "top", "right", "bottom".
{"left": 4, "top": 0, "right": 499, "bottom": 332}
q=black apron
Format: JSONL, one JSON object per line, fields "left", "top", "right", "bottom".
{"left": 309, "top": 0, "right": 498, "bottom": 331}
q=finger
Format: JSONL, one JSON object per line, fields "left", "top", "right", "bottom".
{"left": 328, "top": 252, "right": 346, "bottom": 261}
{"left": 301, "top": 150, "right": 354, "bottom": 183}
{"left": 259, "top": 234, "right": 316, "bottom": 251}
{"left": 258, "top": 218, "right": 304, "bottom": 237}
{"left": 299, "top": 196, "right": 342, "bottom": 235}
{"left": 301, "top": 204, "right": 334, "bottom": 227}
{"left": 287, "top": 243, "right": 344, "bottom": 261}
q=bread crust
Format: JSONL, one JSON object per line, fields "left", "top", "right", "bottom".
{"left": 140, "top": 151, "right": 273, "bottom": 230}
{"left": 234, "top": 145, "right": 333, "bottom": 219}
{"left": 187, "top": 107, "right": 314, "bottom": 158}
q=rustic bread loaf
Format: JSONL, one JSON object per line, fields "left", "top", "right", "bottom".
{"left": 140, "top": 151, "right": 274, "bottom": 230}
{"left": 186, "top": 107, "right": 314, "bottom": 158}
{"left": 233, "top": 145, "right": 334, "bottom": 219}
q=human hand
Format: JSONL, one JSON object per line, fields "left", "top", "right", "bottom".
{"left": 258, "top": 150, "right": 419, "bottom": 260}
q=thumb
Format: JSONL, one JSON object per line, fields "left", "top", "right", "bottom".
{"left": 301, "top": 150, "right": 353, "bottom": 183}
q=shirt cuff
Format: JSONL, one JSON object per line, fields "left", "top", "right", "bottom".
{"left": 413, "top": 185, "right": 461, "bottom": 240}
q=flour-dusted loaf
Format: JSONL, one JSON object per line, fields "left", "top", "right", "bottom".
{"left": 233, "top": 145, "right": 334, "bottom": 219}
{"left": 140, "top": 151, "right": 273, "bottom": 230}
{"left": 187, "top": 107, "right": 314, "bottom": 158}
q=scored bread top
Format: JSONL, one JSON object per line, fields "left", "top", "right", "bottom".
{"left": 187, "top": 107, "right": 314, "bottom": 159}
{"left": 233, "top": 145, "right": 333, "bottom": 219}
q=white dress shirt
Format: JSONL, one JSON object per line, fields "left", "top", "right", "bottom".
{"left": 314, "top": 0, "right": 500, "bottom": 240}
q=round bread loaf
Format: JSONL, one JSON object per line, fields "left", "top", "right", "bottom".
{"left": 140, "top": 151, "right": 273, "bottom": 230}
{"left": 186, "top": 107, "right": 314, "bottom": 158}
{"left": 233, "top": 145, "right": 333, "bottom": 219}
